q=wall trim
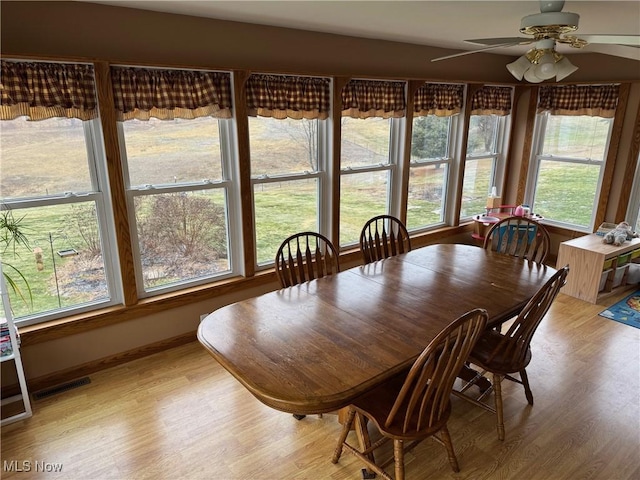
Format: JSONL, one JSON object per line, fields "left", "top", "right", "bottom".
{"left": 25, "top": 332, "right": 197, "bottom": 395}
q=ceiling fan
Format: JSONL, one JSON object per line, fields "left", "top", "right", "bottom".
{"left": 431, "top": 0, "right": 640, "bottom": 83}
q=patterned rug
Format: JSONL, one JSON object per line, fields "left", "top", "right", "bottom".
{"left": 599, "top": 290, "right": 640, "bottom": 329}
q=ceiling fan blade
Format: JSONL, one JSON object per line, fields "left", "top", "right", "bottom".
{"left": 575, "top": 35, "right": 640, "bottom": 47}
{"left": 431, "top": 42, "right": 525, "bottom": 62}
{"left": 465, "top": 37, "right": 532, "bottom": 46}
{"left": 585, "top": 44, "right": 640, "bottom": 61}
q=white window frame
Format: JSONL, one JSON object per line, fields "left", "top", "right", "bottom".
{"left": 458, "top": 111, "right": 511, "bottom": 222}
{"left": 626, "top": 152, "right": 640, "bottom": 231}
{"left": 339, "top": 116, "right": 406, "bottom": 247}
{"left": 2, "top": 119, "right": 121, "bottom": 326}
{"left": 525, "top": 111, "right": 613, "bottom": 232}
{"left": 118, "top": 114, "right": 241, "bottom": 298}
{"left": 407, "top": 114, "right": 459, "bottom": 232}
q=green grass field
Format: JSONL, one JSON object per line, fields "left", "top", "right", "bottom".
{"left": 1, "top": 115, "right": 606, "bottom": 318}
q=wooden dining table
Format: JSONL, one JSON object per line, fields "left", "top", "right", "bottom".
{"left": 197, "top": 243, "right": 556, "bottom": 415}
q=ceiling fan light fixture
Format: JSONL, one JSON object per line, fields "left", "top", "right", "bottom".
{"left": 555, "top": 56, "right": 578, "bottom": 81}
{"left": 523, "top": 66, "right": 545, "bottom": 83}
{"left": 506, "top": 55, "right": 532, "bottom": 81}
{"left": 534, "top": 51, "right": 557, "bottom": 79}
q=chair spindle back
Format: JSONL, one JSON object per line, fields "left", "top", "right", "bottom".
{"left": 275, "top": 232, "right": 340, "bottom": 288}
{"left": 484, "top": 216, "right": 550, "bottom": 264}
{"left": 360, "top": 215, "right": 411, "bottom": 264}
{"left": 385, "top": 308, "right": 488, "bottom": 434}
{"left": 486, "top": 266, "right": 569, "bottom": 367}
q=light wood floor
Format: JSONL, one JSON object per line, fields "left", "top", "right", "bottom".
{"left": 2, "top": 290, "right": 639, "bottom": 480}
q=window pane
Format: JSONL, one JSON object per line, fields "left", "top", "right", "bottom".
{"left": 542, "top": 116, "right": 610, "bottom": 159}
{"left": 254, "top": 179, "right": 318, "bottom": 265}
{"left": 535, "top": 160, "right": 600, "bottom": 227}
{"left": 0, "top": 117, "right": 92, "bottom": 198}
{"left": 340, "top": 171, "right": 390, "bottom": 245}
{"left": 249, "top": 117, "right": 319, "bottom": 176}
{"left": 467, "top": 115, "right": 498, "bottom": 156}
{"left": 133, "top": 190, "right": 230, "bottom": 290}
{"left": 341, "top": 117, "right": 391, "bottom": 168}
{"left": 407, "top": 164, "right": 447, "bottom": 229}
{"left": 122, "top": 117, "right": 223, "bottom": 186}
{"left": 3, "top": 202, "right": 110, "bottom": 319}
{"left": 461, "top": 158, "right": 493, "bottom": 218}
{"left": 411, "top": 116, "right": 450, "bottom": 160}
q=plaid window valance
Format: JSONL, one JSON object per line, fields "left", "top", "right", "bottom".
{"left": 0, "top": 61, "right": 98, "bottom": 121}
{"left": 471, "top": 86, "right": 513, "bottom": 116}
{"left": 246, "top": 74, "right": 331, "bottom": 120}
{"left": 538, "top": 84, "right": 619, "bottom": 118}
{"left": 342, "top": 79, "right": 406, "bottom": 119}
{"left": 110, "top": 67, "right": 233, "bottom": 121}
{"left": 414, "top": 83, "right": 464, "bottom": 117}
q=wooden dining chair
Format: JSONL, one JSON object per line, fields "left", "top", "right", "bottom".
{"left": 453, "top": 266, "right": 569, "bottom": 441}
{"left": 359, "top": 215, "right": 411, "bottom": 264}
{"left": 483, "top": 215, "right": 550, "bottom": 264}
{"left": 275, "top": 231, "right": 340, "bottom": 420}
{"left": 275, "top": 231, "right": 340, "bottom": 288}
{"left": 332, "top": 308, "right": 488, "bottom": 480}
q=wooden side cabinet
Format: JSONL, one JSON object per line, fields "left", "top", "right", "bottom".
{"left": 556, "top": 234, "right": 640, "bottom": 304}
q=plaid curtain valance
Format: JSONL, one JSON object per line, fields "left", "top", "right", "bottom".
{"left": 246, "top": 74, "right": 331, "bottom": 120}
{"left": 0, "top": 61, "right": 98, "bottom": 121}
{"left": 471, "top": 86, "right": 513, "bottom": 116}
{"left": 538, "top": 84, "right": 619, "bottom": 118}
{"left": 110, "top": 67, "right": 233, "bottom": 121}
{"left": 342, "top": 80, "right": 406, "bottom": 119}
{"left": 414, "top": 83, "right": 464, "bottom": 117}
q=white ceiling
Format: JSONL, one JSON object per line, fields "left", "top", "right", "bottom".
{"left": 81, "top": 1, "right": 640, "bottom": 60}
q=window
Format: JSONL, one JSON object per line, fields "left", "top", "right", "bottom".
{"left": 408, "top": 115, "right": 452, "bottom": 230}
{"left": 626, "top": 152, "right": 640, "bottom": 232}
{"left": 528, "top": 114, "right": 612, "bottom": 229}
{"left": 0, "top": 61, "right": 118, "bottom": 325}
{"left": 246, "top": 74, "right": 331, "bottom": 266}
{"left": 120, "top": 117, "right": 235, "bottom": 292}
{"left": 407, "top": 83, "right": 463, "bottom": 231}
{"left": 250, "top": 117, "right": 326, "bottom": 264}
{"left": 340, "top": 80, "right": 406, "bottom": 246}
{"left": 460, "top": 86, "right": 512, "bottom": 220}
{"left": 113, "top": 66, "right": 237, "bottom": 295}
{"left": 526, "top": 85, "right": 619, "bottom": 230}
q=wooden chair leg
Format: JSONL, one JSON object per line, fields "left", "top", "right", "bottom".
{"left": 439, "top": 425, "right": 460, "bottom": 472}
{"left": 520, "top": 369, "right": 534, "bottom": 405}
{"left": 493, "top": 373, "right": 505, "bottom": 441}
{"left": 355, "top": 413, "right": 376, "bottom": 476}
{"left": 332, "top": 408, "right": 355, "bottom": 464}
{"left": 394, "top": 439, "right": 405, "bottom": 480}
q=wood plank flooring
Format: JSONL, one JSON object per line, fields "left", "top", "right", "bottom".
{"left": 2, "top": 290, "right": 639, "bottom": 479}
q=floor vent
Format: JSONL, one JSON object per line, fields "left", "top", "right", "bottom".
{"left": 32, "top": 377, "right": 91, "bottom": 400}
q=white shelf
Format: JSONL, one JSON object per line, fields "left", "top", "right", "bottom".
{"left": 1, "top": 353, "right": 17, "bottom": 362}
{"left": 1, "top": 269, "right": 32, "bottom": 426}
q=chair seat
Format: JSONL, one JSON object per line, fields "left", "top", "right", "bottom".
{"left": 469, "top": 330, "right": 532, "bottom": 374}
{"left": 352, "top": 374, "right": 451, "bottom": 441}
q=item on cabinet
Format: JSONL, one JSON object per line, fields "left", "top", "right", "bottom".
{"left": 602, "top": 221, "right": 639, "bottom": 246}
{"left": 1, "top": 335, "right": 13, "bottom": 357}
{"left": 485, "top": 186, "right": 501, "bottom": 209}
